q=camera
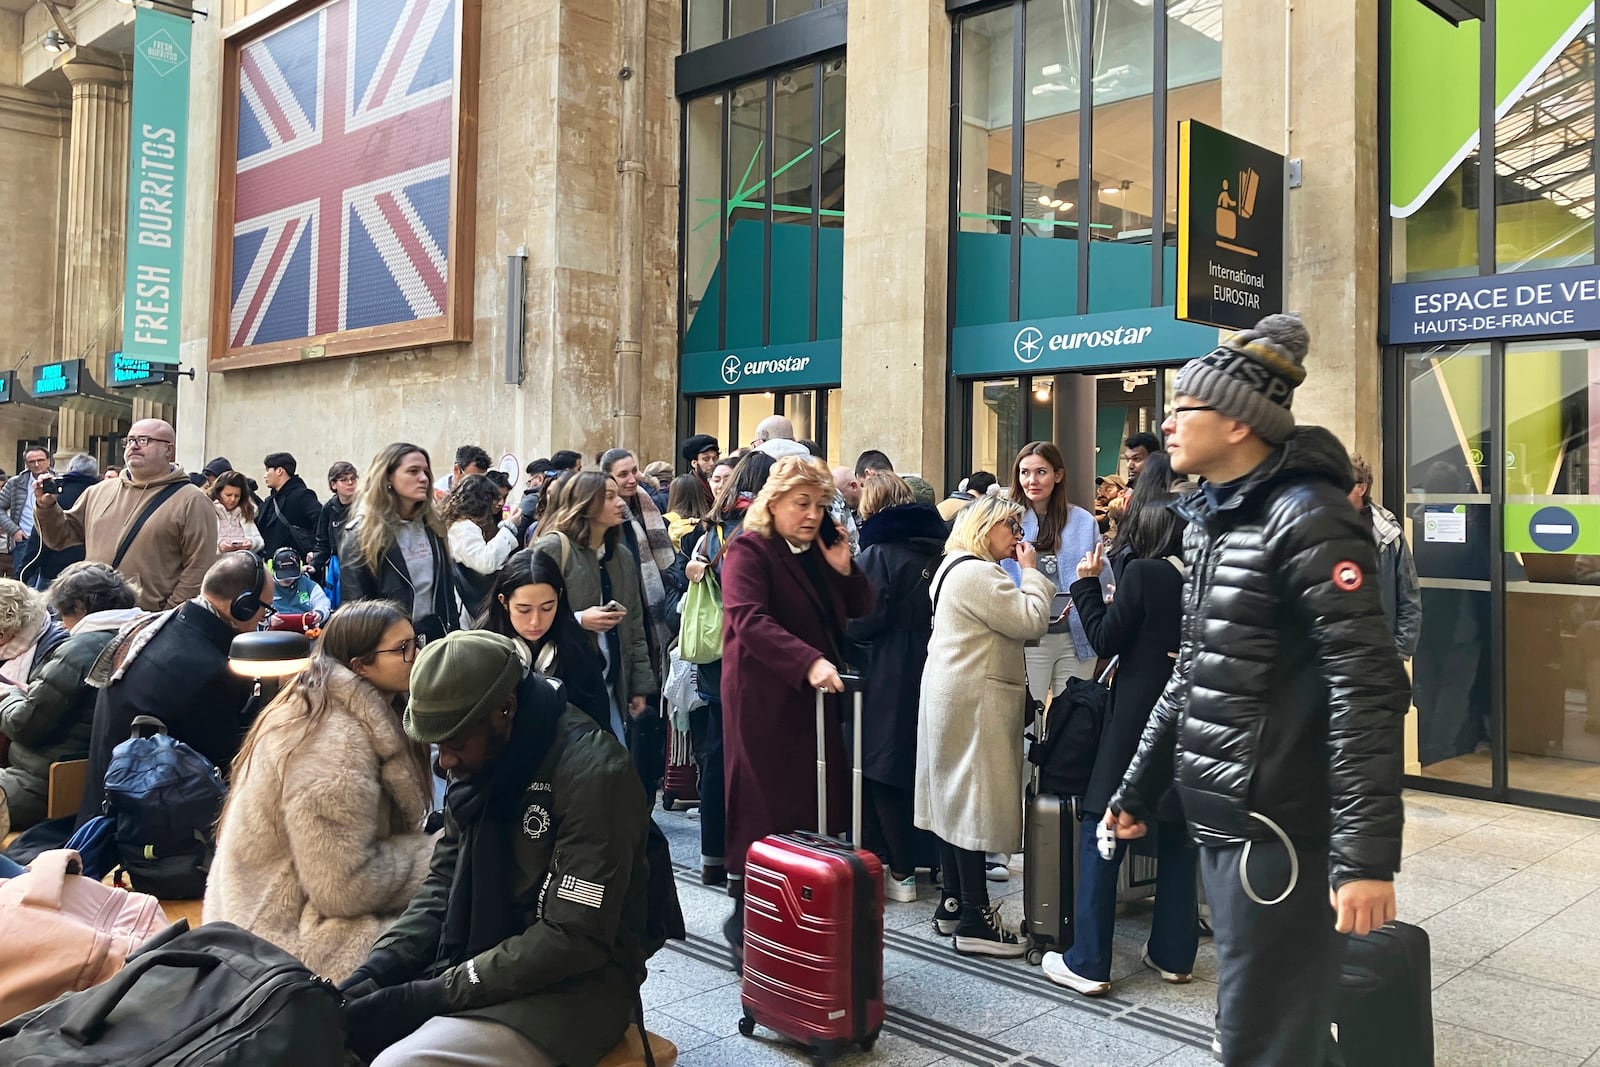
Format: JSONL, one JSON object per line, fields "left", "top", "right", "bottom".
{"left": 38, "top": 476, "right": 60, "bottom": 496}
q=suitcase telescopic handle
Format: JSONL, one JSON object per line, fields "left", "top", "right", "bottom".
{"left": 814, "top": 672, "right": 864, "bottom": 846}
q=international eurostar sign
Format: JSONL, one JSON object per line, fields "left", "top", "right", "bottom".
{"left": 1388, "top": 263, "right": 1600, "bottom": 344}
{"left": 1176, "top": 120, "right": 1285, "bottom": 330}
{"left": 951, "top": 306, "right": 1219, "bottom": 377}
{"left": 680, "top": 339, "right": 840, "bottom": 395}
{"left": 121, "top": 8, "right": 193, "bottom": 369}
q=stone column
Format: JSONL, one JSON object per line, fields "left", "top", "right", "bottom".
{"left": 60, "top": 52, "right": 129, "bottom": 457}
{"left": 1221, "top": 0, "right": 1380, "bottom": 463}
{"left": 840, "top": 0, "right": 951, "bottom": 484}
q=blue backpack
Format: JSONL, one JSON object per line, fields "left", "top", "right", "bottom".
{"left": 100, "top": 716, "right": 227, "bottom": 899}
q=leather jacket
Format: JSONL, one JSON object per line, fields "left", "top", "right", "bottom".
{"left": 1110, "top": 428, "right": 1411, "bottom": 889}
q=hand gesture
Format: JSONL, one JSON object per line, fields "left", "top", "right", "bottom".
{"left": 1015, "top": 540, "right": 1038, "bottom": 570}
{"left": 1077, "top": 543, "right": 1104, "bottom": 580}
{"left": 579, "top": 605, "right": 625, "bottom": 633}
{"left": 806, "top": 658, "right": 843, "bottom": 693}
{"left": 819, "top": 532, "right": 852, "bottom": 576}
{"left": 628, "top": 695, "right": 648, "bottom": 718}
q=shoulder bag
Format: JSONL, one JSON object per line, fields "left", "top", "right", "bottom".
{"left": 678, "top": 527, "right": 732, "bottom": 666}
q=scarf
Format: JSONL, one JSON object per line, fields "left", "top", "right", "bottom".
{"left": 85, "top": 608, "right": 179, "bottom": 688}
{"left": 437, "top": 677, "right": 562, "bottom": 967}
{"left": 0, "top": 613, "right": 49, "bottom": 687}
{"left": 627, "top": 490, "right": 676, "bottom": 610}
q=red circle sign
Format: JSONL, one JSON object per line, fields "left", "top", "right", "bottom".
{"left": 1332, "top": 562, "right": 1363, "bottom": 591}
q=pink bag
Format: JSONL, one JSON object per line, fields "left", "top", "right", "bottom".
{"left": 0, "top": 848, "right": 168, "bottom": 1021}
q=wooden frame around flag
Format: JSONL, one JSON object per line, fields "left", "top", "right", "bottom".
{"left": 209, "top": 0, "right": 481, "bottom": 371}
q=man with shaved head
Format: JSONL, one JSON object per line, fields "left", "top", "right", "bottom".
{"left": 35, "top": 418, "right": 218, "bottom": 611}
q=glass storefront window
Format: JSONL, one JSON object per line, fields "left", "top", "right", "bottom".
{"left": 1494, "top": 22, "right": 1595, "bottom": 273}
{"left": 1503, "top": 340, "right": 1600, "bottom": 801}
{"left": 727, "top": 78, "right": 768, "bottom": 351}
{"left": 1404, "top": 344, "right": 1493, "bottom": 788}
{"left": 972, "top": 379, "right": 1020, "bottom": 485}
{"left": 955, "top": 7, "right": 1015, "bottom": 328}
{"left": 737, "top": 394, "right": 777, "bottom": 450}
{"left": 1088, "top": 0, "right": 1156, "bottom": 313}
{"left": 771, "top": 65, "right": 818, "bottom": 347}
{"left": 683, "top": 95, "right": 723, "bottom": 351}
{"left": 693, "top": 396, "right": 731, "bottom": 448}
{"left": 1018, "top": 0, "right": 1079, "bottom": 321}
{"left": 1165, "top": 0, "right": 1222, "bottom": 232}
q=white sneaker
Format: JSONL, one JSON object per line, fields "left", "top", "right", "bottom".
{"left": 1142, "top": 944, "right": 1193, "bottom": 984}
{"left": 1040, "top": 952, "right": 1111, "bottom": 996}
{"left": 984, "top": 853, "right": 1010, "bottom": 882}
{"left": 885, "top": 874, "right": 918, "bottom": 903}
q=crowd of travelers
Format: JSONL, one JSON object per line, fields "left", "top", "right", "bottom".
{"left": 0, "top": 313, "right": 1420, "bottom": 1066}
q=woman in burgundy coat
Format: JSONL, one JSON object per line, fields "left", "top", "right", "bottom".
{"left": 720, "top": 455, "right": 873, "bottom": 965}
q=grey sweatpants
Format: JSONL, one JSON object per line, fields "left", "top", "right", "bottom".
{"left": 1202, "top": 838, "right": 1345, "bottom": 1067}
{"left": 370, "top": 1016, "right": 553, "bottom": 1067}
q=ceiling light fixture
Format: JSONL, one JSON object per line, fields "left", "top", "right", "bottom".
{"left": 1037, "top": 195, "right": 1052, "bottom": 206}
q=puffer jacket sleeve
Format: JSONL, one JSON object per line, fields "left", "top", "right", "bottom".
{"left": 1271, "top": 491, "right": 1410, "bottom": 887}
{"left": 0, "top": 639, "right": 85, "bottom": 746}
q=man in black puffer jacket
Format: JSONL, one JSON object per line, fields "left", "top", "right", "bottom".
{"left": 1103, "top": 314, "right": 1410, "bottom": 1067}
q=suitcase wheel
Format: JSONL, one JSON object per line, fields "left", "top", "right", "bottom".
{"left": 1026, "top": 946, "right": 1045, "bottom": 966}
{"left": 809, "top": 1041, "right": 842, "bottom": 1067}
{"left": 737, "top": 1013, "right": 756, "bottom": 1038}
{"left": 859, "top": 1031, "right": 879, "bottom": 1053}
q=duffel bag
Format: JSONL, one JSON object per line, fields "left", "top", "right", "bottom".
{"left": 0, "top": 921, "right": 344, "bottom": 1065}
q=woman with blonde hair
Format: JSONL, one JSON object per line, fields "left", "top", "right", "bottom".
{"left": 916, "top": 494, "right": 1053, "bottom": 957}
{"left": 209, "top": 470, "right": 263, "bottom": 553}
{"left": 205, "top": 600, "right": 434, "bottom": 981}
{"left": 341, "top": 443, "right": 459, "bottom": 640}
{"left": 719, "top": 455, "right": 873, "bottom": 967}
{"left": 530, "top": 470, "right": 656, "bottom": 742}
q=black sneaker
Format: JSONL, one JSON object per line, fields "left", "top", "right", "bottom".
{"left": 953, "top": 904, "right": 1026, "bottom": 958}
{"left": 932, "top": 895, "right": 961, "bottom": 937}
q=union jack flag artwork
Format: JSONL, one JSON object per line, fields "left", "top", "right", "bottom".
{"left": 220, "top": 0, "right": 473, "bottom": 359}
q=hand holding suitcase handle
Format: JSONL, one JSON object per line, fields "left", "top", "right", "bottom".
{"left": 815, "top": 673, "right": 864, "bottom": 847}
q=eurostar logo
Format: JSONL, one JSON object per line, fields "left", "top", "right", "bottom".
{"left": 1014, "top": 326, "right": 1044, "bottom": 364}
{"left": 721, "top": 354, "right": 742, "bottom": 386}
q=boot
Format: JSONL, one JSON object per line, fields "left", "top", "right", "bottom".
{"left": 722, "top": 876, "right": 745, "bottom": 975}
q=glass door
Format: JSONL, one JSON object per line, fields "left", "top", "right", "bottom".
{"left": 1502, "top": 340, "right": 1600, "bottom": 804}
{"left": 1402, "top": 344, "right": 1495, "bottom": 790}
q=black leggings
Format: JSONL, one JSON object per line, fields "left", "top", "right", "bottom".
{"left": 938, "top": 840, "right": 990, "bottom": 911}
{"left": 861, "top": 781, "right": 916, "bottom": 877}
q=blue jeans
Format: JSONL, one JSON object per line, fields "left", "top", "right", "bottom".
{"left": 0, "top": 852, "right": 26, "bottom": 878}
{"left": 1063, "top": 818, "right": 1198, "bottom": 982}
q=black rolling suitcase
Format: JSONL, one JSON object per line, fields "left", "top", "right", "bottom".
{"left": 1334, "top": 920, "right": 1434, "bottom": 1067}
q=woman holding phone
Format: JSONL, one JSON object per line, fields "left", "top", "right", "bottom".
{"left": 530, "top": 470, "right": 656, "bottom": 742}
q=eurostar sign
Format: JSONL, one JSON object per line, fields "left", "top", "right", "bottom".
{"left": 681, "top": 338, "right": 840, "bottom": 396}
{"left": 952, "top": 306, "right": 1219, "bottom": 377}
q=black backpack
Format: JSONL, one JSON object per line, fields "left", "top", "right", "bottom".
{"left": 0, "top": 921, "right": 345, "bottom": 1065}
{"left": 1027, "top": 674, "right": 1109, "bottom": 799}
{"left": 101, "top": 716, "right": 227, "bottom": 899}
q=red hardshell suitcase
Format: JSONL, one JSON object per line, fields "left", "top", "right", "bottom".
{"left": 662, "top": 723, "right": 700, "bottom": 811}
{"left": 738, "top": 675, "right": 885, "bottom": 1065}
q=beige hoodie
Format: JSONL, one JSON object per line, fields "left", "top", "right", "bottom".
{"left": 36, "top": 465, "right": 219, "bottom": 611}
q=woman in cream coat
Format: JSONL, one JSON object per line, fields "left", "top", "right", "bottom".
{"left": 916, "top": 494, "right": 1053, "bottom": 958}
{"left": 205, "top": 600, "right": 435, "bottom": 981}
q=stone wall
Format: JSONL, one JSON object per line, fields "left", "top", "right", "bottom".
{"left": 178, "top": 0, "right": 681, "bottom": 483}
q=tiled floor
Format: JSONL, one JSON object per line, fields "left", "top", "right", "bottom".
{"left": 645, "top": 790, "right": 1600, "bottom": 1066}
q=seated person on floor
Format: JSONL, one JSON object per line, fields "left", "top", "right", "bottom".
{"left": 75, "top": 551, "right": 267, "bottom": 826}
{"left": 0, "top": 565, "right": 140, "bottom": 836}
{"left": 268, "top": 547, "right": 331, "bottom": 623}
{"left": 338, "top": 631, "right": 652, "bottom": 1067}
{"left": 204, "top": 599, "right": 436, "bottom": 981}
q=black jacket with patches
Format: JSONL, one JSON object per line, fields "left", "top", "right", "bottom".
{"left": 1111, "top": 427, "right": 1411, "bottom": 889}
{"left": 366, "top": 675, "right": 651, "bottom": 1067}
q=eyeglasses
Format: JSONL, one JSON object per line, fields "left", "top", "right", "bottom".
{"left": 124, "top": 435, "right": 174, "bottom": 449}
{"left": 1170, "top": 405, "right": 1218, "bottom": 417}
{"left": 373, "top": 635, "right": 426, "bottom": 663}
{"left": 1002, "top": 517, "right": 1024, "bottom": 537}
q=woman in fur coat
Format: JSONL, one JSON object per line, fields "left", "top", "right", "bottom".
{"left": 205, "top": 599, "right": 435, "bottom": 981}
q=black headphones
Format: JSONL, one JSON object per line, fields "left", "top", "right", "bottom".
{"left": 230, "top": 552, "right": 267, "bottom": 622}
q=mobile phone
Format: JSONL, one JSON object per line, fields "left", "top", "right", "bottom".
{"left": 601, "top": 599, "right": 627, "bottom": 614}
{"left": 1051, "top": 591, "right": 1072, "bottom": 620}
{"left": 818, "top": 513, "right": 841, "bottom": 548}
{"left": 38, "top": 476, "right": 60, "bottom": 496}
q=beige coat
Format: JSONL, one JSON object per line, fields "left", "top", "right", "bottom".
{"left": 203, "top": 664, "right": 434, "bottom": 981}
{"left": 914, "top": 554, "right": 1053, "bottom": 854}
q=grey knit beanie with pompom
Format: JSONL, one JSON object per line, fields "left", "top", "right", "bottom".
{"left": 1172, "top": 313, "right": 1309, "bottom": 444}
